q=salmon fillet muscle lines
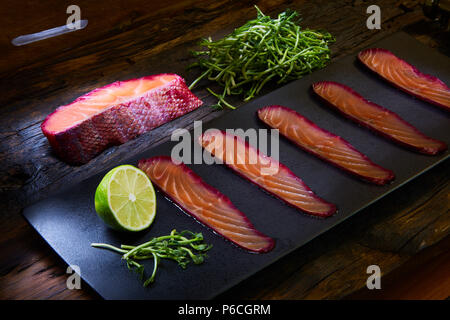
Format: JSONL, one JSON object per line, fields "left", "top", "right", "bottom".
{"left": 138, "top": 156, "right": 274, "bottom": 253}
{"left": 313, "top": 81, "right": 447, "bottom": 155}
{"left": 358, "top": 48, "right": 450, "bottom": 111}
{"left": 258, "top": 105, "right": 395, "bottom": 185}
{"left": 199, "top": 130, "right": 336, "bottom": 217}
{"left": 41, "top": 74, "right": 203, "bottom": 164}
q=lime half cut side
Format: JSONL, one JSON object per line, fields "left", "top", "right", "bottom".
{"left": 95, "top": 165, "right": 156, "bottom": 232}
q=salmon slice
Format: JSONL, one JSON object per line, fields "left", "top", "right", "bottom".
{"left": 358, "top": 48, "right": 450, "bottom": 111}
{"left": 198, "top": 130, "right": 336, "bottom": 217}
{"left": 41, "top": 74, "right": 203, "bottom": 164}
{"left": 138, "top": 156, "right": 274, "bottom": 253}
{"left": 258, "top": 105, "right": 395, "bottom": 185}
{"left": 313, "top": 81, "right": 447, "bottom": 155}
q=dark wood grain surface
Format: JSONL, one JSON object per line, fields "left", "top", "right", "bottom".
{"left": 0, "top": 0, "right": 449, "bottom": 299}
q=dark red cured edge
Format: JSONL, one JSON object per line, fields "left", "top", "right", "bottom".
{"left": 258, "top": 105, "right": 395, "bottom": 185}
{"left": 41, "top": 74, "right": 203, "bottom": 164}
{"left": 138, "top": 156, "right": 275, "bottom": 254}
{"left": 358, "top": 48, "right": 450, "bottom": 112}
{"left": 312, "top": 81, "right": 447, "bottom": 155}
{"left": 198, "top": 130, "right": 337, "bottom": 218}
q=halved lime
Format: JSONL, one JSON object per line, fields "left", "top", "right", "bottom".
{"left": 94, "top": 165, "right": 156, "bottom": 232}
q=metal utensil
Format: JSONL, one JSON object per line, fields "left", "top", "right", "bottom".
{"left": 11, "top": 19, "right": 88, "bottom": 46}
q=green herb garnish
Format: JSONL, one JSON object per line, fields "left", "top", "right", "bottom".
{"left": 188, "top": 6, "right": 335, "bottom": 109}
{"left": 91, "top": 229, "right": 212, "bottom": 286}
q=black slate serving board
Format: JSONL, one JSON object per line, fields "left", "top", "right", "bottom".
{"left": 23, "top": 32, "right": 449, "bottom": 300}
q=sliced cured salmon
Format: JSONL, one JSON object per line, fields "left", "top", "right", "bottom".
{"left": 138, "top": 156, "right": 274, "bottom": 253}
{"left": 358, "top": 48, "right": 450, "bottom": 111}
{"left": 258, "top": 105, "right": 395, "bottom": 185}
{"left": 312, "top": 81, "right": 447, "bottom": 155}
{"left": 198, "top": 130, "right": 336, "bottom": 217}
{"left": 42, "top": 74, "right": 203, "bottom": 164}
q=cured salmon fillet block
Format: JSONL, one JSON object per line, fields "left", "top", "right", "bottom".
{"left": 199, "top": 130, "right": 336, "bottom": 217}
{"left": 258, "top": 105, "right": 395, "bottom": 185}
{"left": 41, "top": 74, "right": 203, "bottom": 164}
{"left": 358, "top": 48, "right": 450, "bottom": 111}
{"left": 138, "top": 156, "right": 274, "bottom": 253}
{"left": 312, "top": 81, "right": 447, "bottom": 155}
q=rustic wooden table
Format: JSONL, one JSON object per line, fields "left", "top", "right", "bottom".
{"left": 0, "top": 0, "right": 449, "bottom": 300}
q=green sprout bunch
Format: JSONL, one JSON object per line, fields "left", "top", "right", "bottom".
{"left": 188, "top": 6, "right": 335, "bottom": 109}
{"left": 91, "top": 229, "right": 212, "bottom": 286}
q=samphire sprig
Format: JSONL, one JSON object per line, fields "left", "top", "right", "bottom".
{"left": 188, "top": 6, "right": 335, "bottom": 109}
{"left": 91, "top": 229, "right": 212, "bottom": 286}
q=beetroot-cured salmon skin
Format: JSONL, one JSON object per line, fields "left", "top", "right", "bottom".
{"left": 138, "top": 156, "right": 275, "bottom": 253}
{"left": 358, "top": 48, "right": 450, "bottom": 111}
{"left": 198, "top": 130, "right": 337, "bottom": 218}
{"left": 312, "top": 81, "right": 447, "bottom": 155}
{"left": 258, "top": 105, "right": 395, "bottom": 185}
{"left": 41, "top": 74, "right": 203, "bottom": 164}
